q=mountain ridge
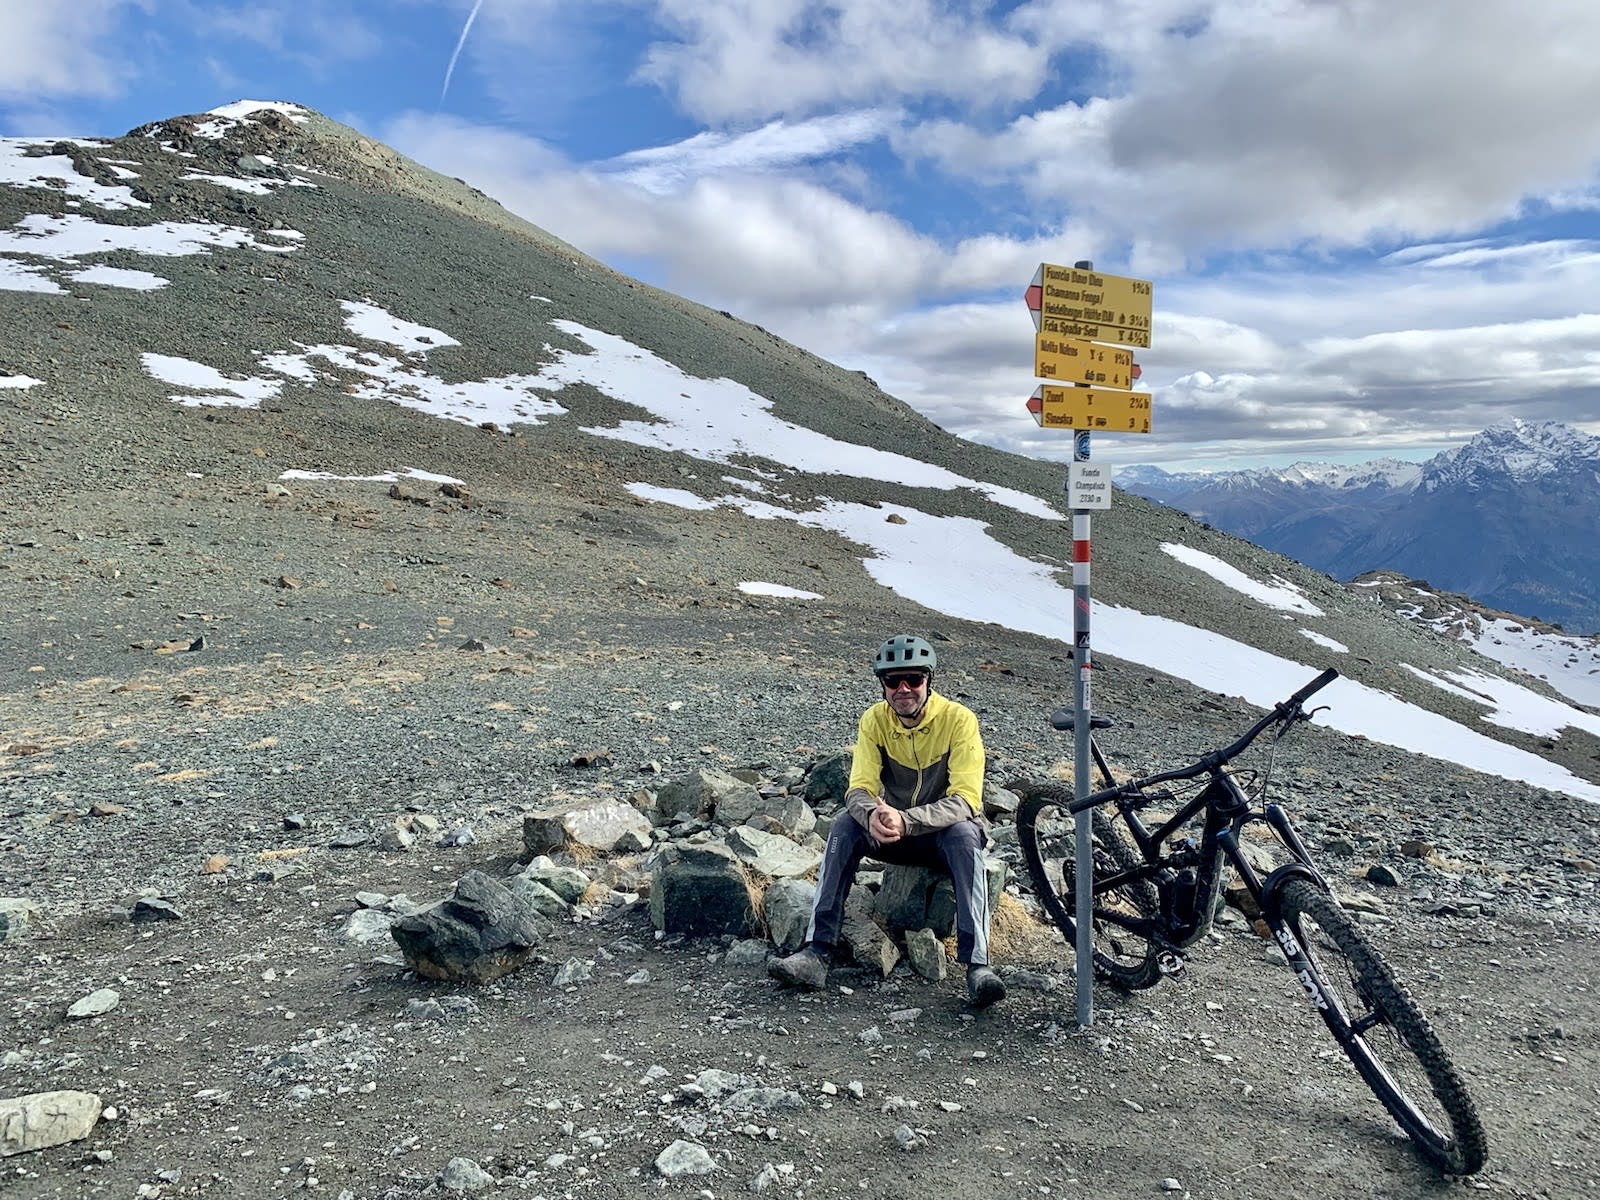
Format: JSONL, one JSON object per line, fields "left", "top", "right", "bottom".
{"left": 1122, "top": 419, "right": 1600, "bottom": 633}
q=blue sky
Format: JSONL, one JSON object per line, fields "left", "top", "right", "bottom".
{"left": 4, "top": 0, "right": 1600, "bottom": 472}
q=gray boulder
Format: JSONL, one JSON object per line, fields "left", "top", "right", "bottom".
{"left": 655, "top": 768, "right": 760, "bottom": 823}
{"left": 522, "top": 797, "right": 652, "bottom": 857}
{"left": 803, "top": 754, "right": 852, "bottom": 806}
{"left": 981, "top": 782, "right": 1021, "bottom": 821}
{"left": 0, "top": 1090, "right": 101, "bottom": 1157}
{"left": 505, "top": 875, "right": 570, "bottom": 918}
{"left": 903, "top": 927, "right": 948, "bottom": 981}
{"left": 0, "top": 899, "right": 40, "bottom": 942}
{"left": 655, "top": 1139, "right": 717, "bottom": 1177}
{"left": 759, "top": 878, "right": 816, "bottom": 953}
{"left": 715, "top": 788, "right": 811, "bottom": 834}
{"left": 64, "top": 989, "right": 120, "bottom": 1020}
{"left": 841, "top": 892, "right": 900, "bottom": 978}
{"left": 873, "top": 858, "right": 1007, "bottom": 939}
{"left": 516, "top": 862, "right": 593, "bottom": 904}
{"left": 648, "top": 843, "right": 760, "bottom": 938}
{"left": 725, "top": 826, "right": 823, "bottom": 880}
{"left": 390, "top": 870, "right": 543, "bottom": 983}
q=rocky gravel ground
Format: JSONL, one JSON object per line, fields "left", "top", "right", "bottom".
{"left": 3, "top": 595, "right": 1599, "bottom": 1200}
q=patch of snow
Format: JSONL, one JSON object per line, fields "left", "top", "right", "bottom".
{"left": 1161, "top": 543, "right": 1324, "bottom": 615}
{"left": 0, "top": 139, "right": 148, "bottom": 210}
{"left": 206, "top": 100, "right": 310, "bottom": 123}
{"left": 0, "top": 258, "right": 64, "bottom": 293}
{"left": 1401, "top": 664, "right": 1600, "bottom": 740}
{"left": 142, "top": 353, "right": 282, "bottom": 408}
{"left": 280, "top": 467, "right": 464, "bottom": 485}
{"left": 341, "top": 300, "right": 459, "bottom": 355}
{"left": 0, "top": 212, "right": 295, "bottom": 260}
{"left": 1300, "top": 630, "right": 1348, "bottom": 653}
{"left": 68, "top": 265, "right": 168, "bottom": 291}
{"left": 548, "top": 322, "right": 1059, "bottom": 522}
{"left": 625, "top": 484, "right": 720, "bottom": 511}
{"left": 739, "top": 582, "right": 823, "bottom": 599}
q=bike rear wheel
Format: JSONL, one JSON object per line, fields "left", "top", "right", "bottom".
{"left": 1275, "top": 878, "right": 1488, "bottom": 1175}
{"left": 1016, "top": 786, "right": 1163, "bottom": 989}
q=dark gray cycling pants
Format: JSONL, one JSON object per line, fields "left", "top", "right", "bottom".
{"left": 805, "top": 810, "right": 992, "bottom": 966}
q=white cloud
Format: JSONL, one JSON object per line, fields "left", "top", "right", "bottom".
{"left": 916, "top": 2, "right": 1600, "bottom": 259}
{"left": 0, "top": 1, "right": 131, "bottom": 102}
{"left": 382, "top": 110, "right": 939, "bottom": 313}
{"left": 602, "top": 110, "right": 898, "bottom": 194}
{"left": 192, "top": 2, "right": 386, "bottom": 65}
{"left": 640, "top": 0, "right": 1049, "bottom": 122}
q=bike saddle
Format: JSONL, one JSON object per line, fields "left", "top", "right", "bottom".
{"left": 1049, "top": 708, "right": 1114, "bottom": 732}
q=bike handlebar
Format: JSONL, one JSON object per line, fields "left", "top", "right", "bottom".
{"left": 1127, "top": 667, "right": 1340, "bottom": 791}
{"left": 1289, "top": 666, "right": 1341, "bottom": 708}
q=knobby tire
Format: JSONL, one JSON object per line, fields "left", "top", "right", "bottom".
{"left": 1276, "top": 878, "right": 1489, "bottom": 1175}
{"left": 1016, "top": 786, "right": 1163, "bottom": 989}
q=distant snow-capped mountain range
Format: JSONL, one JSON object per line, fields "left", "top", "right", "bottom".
{"left": 1120, "top": 456, "right": 1423, "bottom": 493}
{"left": 1120, "top": 419, "right": 1600, "bottom": 635}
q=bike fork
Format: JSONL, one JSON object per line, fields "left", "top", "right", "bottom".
{"left": 1261, "top": 911, "right": 1345, "bottom": 1028}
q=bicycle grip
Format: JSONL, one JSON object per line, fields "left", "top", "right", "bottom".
{"left": 1289, "top": 667, "right": 1340, "bottom": 707}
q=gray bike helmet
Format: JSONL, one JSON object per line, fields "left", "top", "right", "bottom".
{"left": 873, "top": 633, "right": 937, "bottom": 677}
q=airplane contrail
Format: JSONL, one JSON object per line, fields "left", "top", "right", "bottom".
{"left": 440, "top": 0, "right": 486, "bottom": 106}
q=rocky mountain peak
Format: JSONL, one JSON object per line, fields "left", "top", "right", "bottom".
{"left": 1421, "top": 418, "right": 1600, "bottom": 491}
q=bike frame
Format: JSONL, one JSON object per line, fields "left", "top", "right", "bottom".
{"left": 1067, "top": 737, "right": 1331, "bottom": 955}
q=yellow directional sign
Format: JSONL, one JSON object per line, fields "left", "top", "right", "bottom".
{"left": 1039, "top": 314, "right": 1151, "bottom": 349}
{"left": 1034, "top": 334, "right": 1133, "bottom": 389}
{"left": 1038, "top": 262, "right": 1153, "bottom": 314}
{"left": 1026, "top": 263, "right": 1154, "bottom": 347}
{"left": 1030, "top": 384, "right": 1153, "bottom": 433}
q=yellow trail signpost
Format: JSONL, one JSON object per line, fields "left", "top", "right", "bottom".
{"left": 1021, "top": 259, "right": 1156, "bottom": 1035}
{"left": 1027, "top": 384, "right": 1153, "bottom": 432}
{"left": 1034, "top": 334, "right": 1133, "bottom": 389}
{"left": 1025, "top": 262, "right": 1153, "bottom": 348}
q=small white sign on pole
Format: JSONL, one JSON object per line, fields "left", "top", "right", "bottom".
{"left": 1066, "top": 462, "right": 1113, "bottom": 509}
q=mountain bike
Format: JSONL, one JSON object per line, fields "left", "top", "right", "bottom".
{"left": 1016, "top": 668, "right": 1489, "bottom": 1175}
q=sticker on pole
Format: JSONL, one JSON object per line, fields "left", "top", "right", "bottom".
{"left": 1067, "top": 462, "right": 1112, "bottom": 509}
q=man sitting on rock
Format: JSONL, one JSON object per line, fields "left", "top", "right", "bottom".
{"left": 769, "top": 634, "right": 1006, "bottom": 1008}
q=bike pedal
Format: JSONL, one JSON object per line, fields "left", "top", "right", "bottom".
{"left": 1156, "top": 951, "right": 1187, "bottom": 977}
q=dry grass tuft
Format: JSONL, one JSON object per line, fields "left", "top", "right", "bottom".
{"left": 937, "top": 892, "right": 1061, "bottom": 962}
{"left": 566, "top": 840, "right": 599, "bottom": 864}
{"left": 990, "top": 892, "right": 1063, "bottom": 961}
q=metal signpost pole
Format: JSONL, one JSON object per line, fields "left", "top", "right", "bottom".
{"left": 1070, "top": 260, "right": 1095, "bottom": 1030}
{"left": 1071, "top": 431, "right": 1095, "bottom": 1028}
{"left": 1019, "top": 255, "right": 1152, "bottom": 1031}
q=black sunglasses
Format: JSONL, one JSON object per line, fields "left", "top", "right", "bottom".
{"left": 880, "top": 672, "right": 928, "bottom": 691}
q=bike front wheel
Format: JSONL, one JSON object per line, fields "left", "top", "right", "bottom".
{"left": 1016, "top": 786, "right": 1163, "bottom": 989}
{"left": 1275, "top": 878, "right": 1488, "bottom": 1175}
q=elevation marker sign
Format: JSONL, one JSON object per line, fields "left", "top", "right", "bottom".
{"left": 1021, "top": 260, "right": 1155, "bottom": 1034}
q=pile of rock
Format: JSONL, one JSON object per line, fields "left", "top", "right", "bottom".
{"left": 388, "top": 759, "right": 1013, "bottom": 985}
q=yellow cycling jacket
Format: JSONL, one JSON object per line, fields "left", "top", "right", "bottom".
{"left": 844, "top": 690, "right": 986, "bottom": 837}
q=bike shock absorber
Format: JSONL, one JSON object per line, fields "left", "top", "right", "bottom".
{"left": 1162, "top": 837, "right": 1202, "bottom": 925}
